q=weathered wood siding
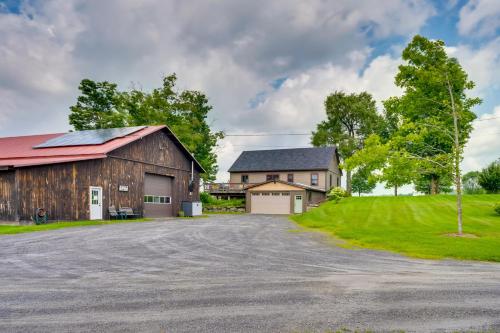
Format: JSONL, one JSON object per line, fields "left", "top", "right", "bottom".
{"left": 0, "top": 170, "right": 17, "bottom": 221}
{"left": 11, "top": 129, "right": 200, "bottom": 221}
{"left": 16, "top": 160, "right": 104, "bottom": 221}
{"left": 108, "top": 130, "right": 200, "bottom": 217}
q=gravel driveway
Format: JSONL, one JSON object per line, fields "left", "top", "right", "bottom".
{"left": 0, "top": 214, "right": 499, "bottom": 333}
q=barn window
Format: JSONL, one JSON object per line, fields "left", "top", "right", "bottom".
{"left": 159, "top": 196, "right": 171, "bottom": 204}
{"left": 91, "top": 189, "right": 99, "bottom": 205}
{"left": 144, "top": 195, "right": 171, "bottom": 204}
{"left": 311, "top": 173, "right": 319, "bottom": 186}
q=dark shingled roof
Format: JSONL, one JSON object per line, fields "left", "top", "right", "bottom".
{"left": 228, "top": 146, "right": 337, "bottom": 172}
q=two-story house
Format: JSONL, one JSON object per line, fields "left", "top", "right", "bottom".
{"left": 227, "top": 146, "right": 341, "bottom": 214}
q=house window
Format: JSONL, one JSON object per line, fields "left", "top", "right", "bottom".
{"left": 287, "top": 173, "right": 294, "bottom": 183}
{"left": 329, "top": 174, "right": 332, "bottom": 187}
{"left": 251, "top": 192, "right": 260, "bottom": 196}
{"left": 271, "top": 192, "right": 280, "bottom": 196}
{"left": 337, "top": 177, "right": 340, "bottom": 187}
{"left": 311, "top": 173, "right": 319, "bottom": 186}
{"left": 241, "top": 174, "right": 249, "bottom": 183}
{"left": 266, "top": 174, "right": 279, "bottom": 181}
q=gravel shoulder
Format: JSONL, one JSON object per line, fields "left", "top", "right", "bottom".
{"left": 0, "top": 214, "right": 499, "bottom": 332}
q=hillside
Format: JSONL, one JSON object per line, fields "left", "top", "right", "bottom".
{"left": 291, "top": 195, "right": 500, "bottom": 262}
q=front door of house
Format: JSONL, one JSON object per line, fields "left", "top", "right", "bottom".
{"left": 294, "top": 195, "right": 303, "bottom": 214}
{"left": 89, "top": 186, "right": 103, "bottom": 220}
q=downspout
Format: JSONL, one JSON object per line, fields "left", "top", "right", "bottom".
{"left": 190, "top": 161, "right": 194, "bottom": 196}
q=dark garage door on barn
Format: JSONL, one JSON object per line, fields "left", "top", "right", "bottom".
{"left": 144, "top": 173, "right": 173, "bottom": 218}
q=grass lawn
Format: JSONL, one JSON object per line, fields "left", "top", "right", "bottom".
{"left": 291, "top": 194, "right": 500, "bottom": 262}
{"left": 0, "top": 218, "right": 151, "bottom": 235}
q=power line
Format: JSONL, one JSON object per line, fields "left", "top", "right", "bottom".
{"left": 476, "top": 116, "right": 500, "bottom": 121}
{"left": 224, "top": 133, "right": 310, "bottom": 137}
{"left": 222, "top": 145, "right": 311, "bottom": 148}
{"left": 222, "top": 131, "right": 500, "bottom": 138}
{"left": 222, "top": 117, "right": 499, "bottom": 137}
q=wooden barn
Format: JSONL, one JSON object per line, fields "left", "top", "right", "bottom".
{"left": 0, "top": 126, "right": 203, "bottom": 222}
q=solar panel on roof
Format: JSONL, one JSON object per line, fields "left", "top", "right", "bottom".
{"left": 33, "top": 126, "right": 147, "bottom": 148}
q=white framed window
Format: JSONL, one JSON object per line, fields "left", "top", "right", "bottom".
{"left": 311, "top": 173, "right": 319, "bottom": 186}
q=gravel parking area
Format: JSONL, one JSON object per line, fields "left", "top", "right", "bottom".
{"left": 0, "top": 214, "right": 499, "bottom": 332}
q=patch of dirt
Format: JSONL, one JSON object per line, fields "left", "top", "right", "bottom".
{"left": 442, "top": 232, "right": 479, "bottom": 238}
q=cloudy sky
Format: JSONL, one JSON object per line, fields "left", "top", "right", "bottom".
{"left": 0, "top": 0, "right": 499, "bottom": 193}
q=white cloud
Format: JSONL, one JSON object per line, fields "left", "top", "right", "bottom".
{"left": 214, "top": 54, "right": 403, "bottom": 181}
{"left": 458, "top": 0, "right": 500, "bottom": 37}
{"left": 239, "top": 54, "right": 402, "bottom": 132}
{"left": 463, "top": 106, "right": 500, "bottom": 171}
{"left": 446, "top": 37, "right": 500, "bottom": 96}
{"left": 0, "top": 0, "right": 435, "bottom": 138}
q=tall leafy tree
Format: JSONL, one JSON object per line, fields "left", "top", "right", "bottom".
{"left": 344, "top": 134, "right": 415, "bottom": 196}
{"left": 69, "top": 79, "right": 127, "bottom": 130}
{"left": 379, "top": 151, "right": 416, "bottom": 196}
{"left": 69, "top": 74, "right": 223, "bottom": 181}
{"left": 311, "top": 91, "right": 383, "bottom": 195}
{"left": 478, "top": 160, "right": 500, "bottom": 194}
{"left": 389, "top": 35, "right": 481, "bottom": 234}
{"left": 351, "top": 168, "right": 376, "bottom": 197}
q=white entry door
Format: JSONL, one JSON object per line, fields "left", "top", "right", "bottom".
{"left": 294, "top": 195, "right": 303, "bottom": 214}
{"left": 89, "top": 186, "right": 103, "bottom": 220}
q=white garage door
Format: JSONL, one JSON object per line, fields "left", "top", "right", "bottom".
{"left": 250, "top": 192, "right": 290, "bottom": 214}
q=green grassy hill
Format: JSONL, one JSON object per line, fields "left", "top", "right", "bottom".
{"left": 291, "top": 195, "right": 500, "bottom": 262}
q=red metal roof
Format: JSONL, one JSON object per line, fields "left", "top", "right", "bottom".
{"left": 0, "top": 126, "right": 166, "bottom": 168}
